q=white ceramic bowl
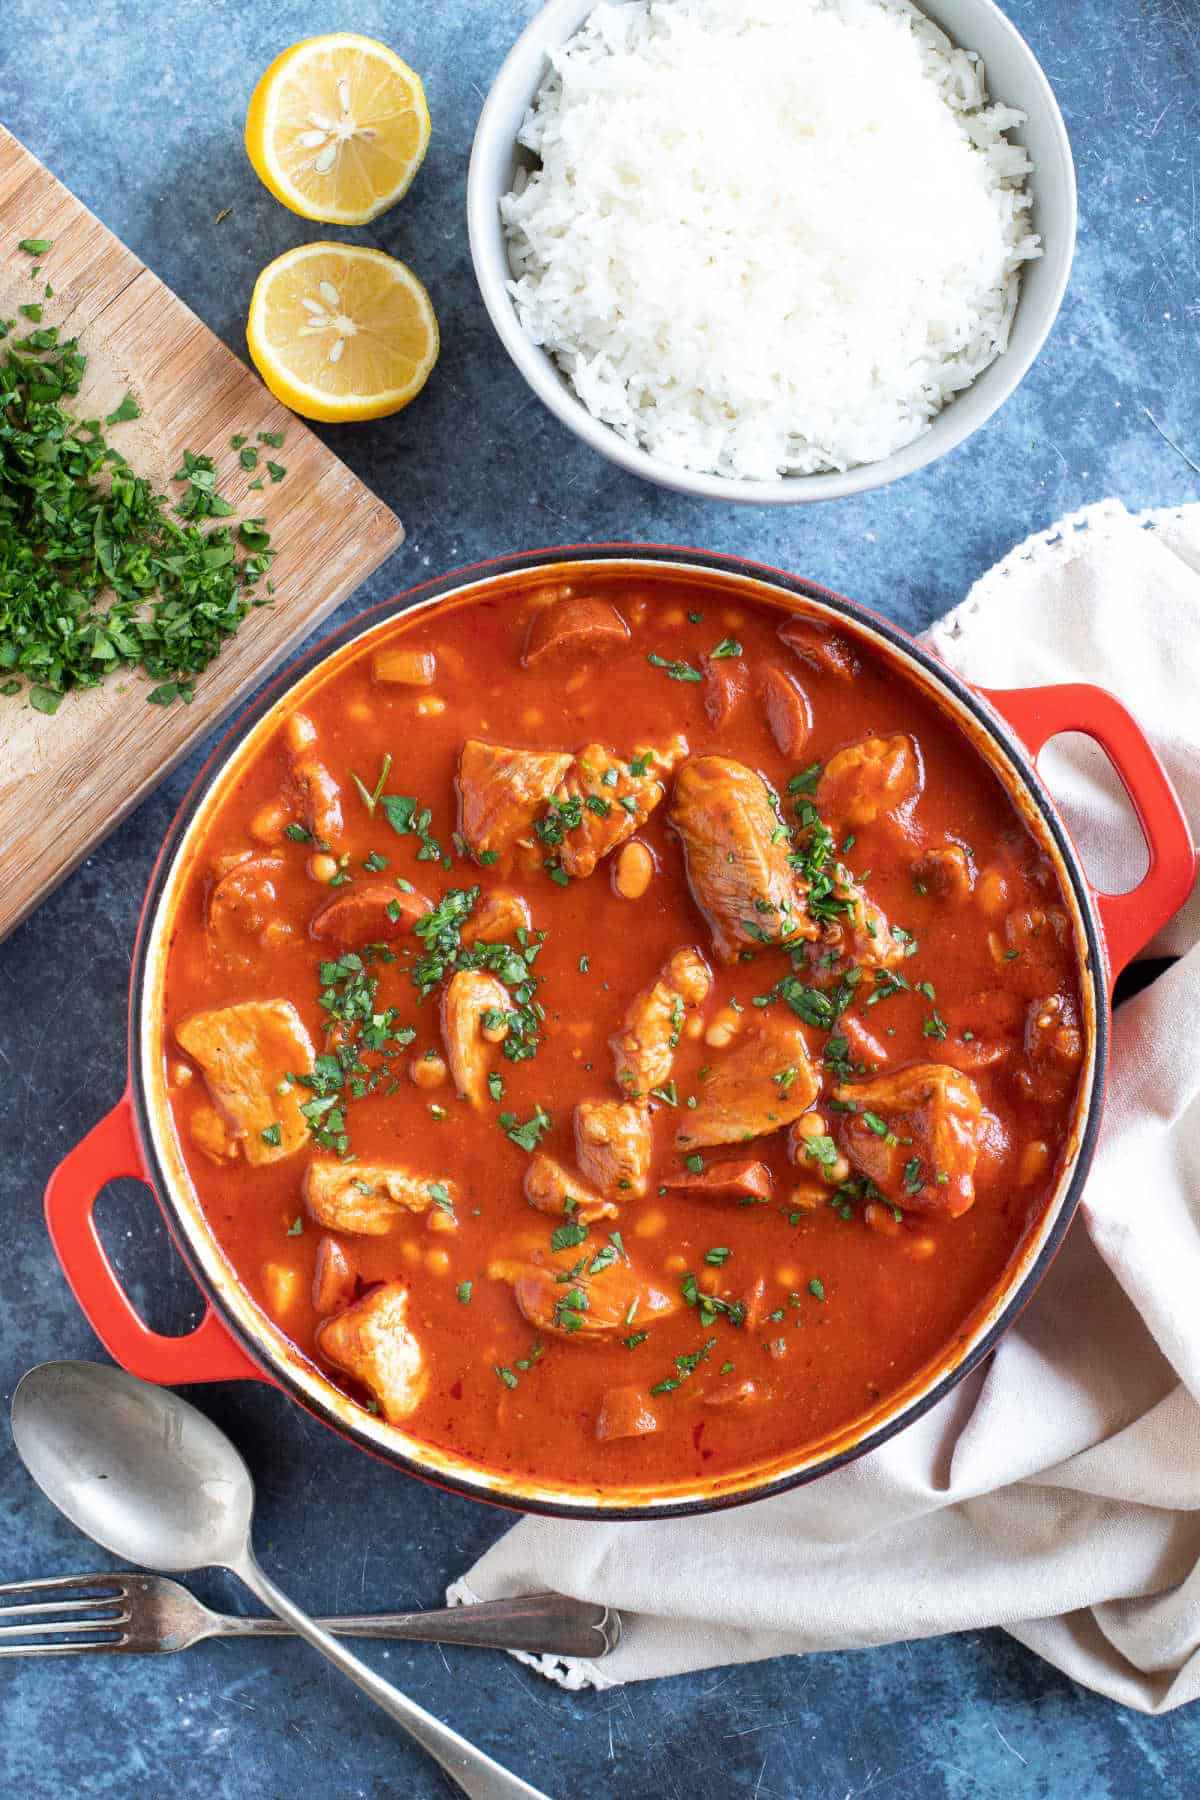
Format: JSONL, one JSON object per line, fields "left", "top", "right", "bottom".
{"left": 468, "top": 0, "right": 1077, "bottom": 505}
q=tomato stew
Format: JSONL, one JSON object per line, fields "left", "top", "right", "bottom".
{"left": 159, "top": 569, "right": 1086, "bottom": 1495}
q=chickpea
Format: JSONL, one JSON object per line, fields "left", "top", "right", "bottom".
{"left": 864, "top": 1201, "right": 902, "bottom": 1239}
{"left": 660, "top": 607, "right": 686, "bottom": 628}
{"left": 426, "top": 1248, "right": 451, "bottom": 1276}
{"left": 565, "top": 669, "right": 589, "bottom": 694}
{"left": 705, "top": 1006, "right": 743, "bottom": 1050}
{"left": 481, "top": 1015, "right": 509, "bottom": 1045}
{"left": 411, "top": 1052, "right": 448, "bottom": 1090}
{"left": 1019, "top": 1139, "right": 1052, "bottom": 1186}
{"left": 249, "top": 801, "right": 289, "bottom": 845}
{"left": 788, "top": 1185, "right": 824, "bottom": 1213}
{"left": 427, "top": 1207, "right": 458, "bottom": 1235}
{"left": 663, "top": 1252, "right": 688, "bottom": 1275}
{"left": 795, "top": 1111, "right": 828, "bottom": 1141}
{"left": 309, "top": 853, "right": 338, "bottom": 884}
{"left": 903, "top": 1233, "right": 937, "bottom": 1261}
{"left": 775, "top": 1265, "right": 799, "bottom": 1288}
{"left": 614, "top": 840, "right": 655, "bottom": 901}
{"left": 722, "top": 609, "right": 745, "bottom": 628}
{"left": 684, "top": 1014, "right": 705, "bottom": 1041}
{"left": 401, "top": 1240, "right": 422, "bottom": 1266}
{"left": 437, "top": 643, "right": 467, "bottom": 678}
{"left": 634, "top": 1209, "right": 667, "bottom": 1238}
{"left": 698, "top": 1268, "right": 719, "bottom": 1295}
{"left": 260, "top": 920, "right": 293, "bottom": 949}
{"left": 415, "top": 694, "right": 446, "bottom": 717}
{"left": 346, "top": 700, "right": 374, "bottom": 724}
{"left": 170, "top": 1062, "right": 193, "bottom": 1088}
{"left": 825, "top": 1154, "right": 851, "bottom": 1184}
{"left": 522, "top": 706, "right": 545, "bottom": 729}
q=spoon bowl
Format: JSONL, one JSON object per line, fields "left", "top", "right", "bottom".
{"left": 12, "top": 1360, "right": 252, "bottom": 1572}
{"left": 12, "top": 1362, "right": 551, "bottom": 1800}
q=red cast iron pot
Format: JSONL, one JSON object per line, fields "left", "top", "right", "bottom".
{"left": 44, "top": 547, "right": 1197, "bottom": 1518}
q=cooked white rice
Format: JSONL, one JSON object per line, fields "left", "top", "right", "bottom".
{"left": 501, "top": 0, "right": 1041, "bottom": 481}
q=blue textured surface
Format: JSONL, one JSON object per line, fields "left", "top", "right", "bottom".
{"left": 2, "top": 1, "right": 1198, "bottom": 1794}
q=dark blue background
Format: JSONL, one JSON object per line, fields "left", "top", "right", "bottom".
{"left": 2, "top": 1, "right": 1198, "bottom": 1793}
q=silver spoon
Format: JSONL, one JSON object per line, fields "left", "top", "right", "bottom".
{"left": 11, "top": 1362, "right": 553, "bottom": 1800}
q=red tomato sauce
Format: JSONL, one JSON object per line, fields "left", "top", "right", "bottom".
{"left": 160, "top": 570, "right": 1086, "bottom": 1498}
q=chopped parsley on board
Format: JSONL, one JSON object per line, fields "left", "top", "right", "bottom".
{"left": 0, "top": 314, "right": 275, "bottom": 713}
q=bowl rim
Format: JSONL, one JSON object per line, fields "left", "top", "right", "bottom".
{"left": 127, "top": 543, "right": 1107, "bottom": 1519}
{"left": 466, "top": 0, "right": 1079, "bottom": 505}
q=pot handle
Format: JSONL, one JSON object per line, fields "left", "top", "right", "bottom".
{"left": 978, "top": 682, "right": 1197, "bottom": 988}
{"left": 44, "top": 1092, "right": 264, "bottom": 1386}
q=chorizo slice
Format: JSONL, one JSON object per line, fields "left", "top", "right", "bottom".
{"left": 309, "top": 881, "right": 430, "bottom": 946}
{"left": 522, "top": 594, "right": 630, "bottom": 666}
{"left": 758, "top": 667, "right": 812, "bottom": 758}
{"left": 312, "top": 1235, "right": 358, "bottom": 1315}
{"left": 700, "top": 653, "right": 748, "bottom": 727}
{"left": 305, "top": 1161, "right": 457, "bottom": 1235}
{"left": 207, "top": 855, "right": 287, "bottom": 958}
{"left": 316, "top": 1282, "right": 427, "bottom": 1422}
{"left": 661, "top": 1155, "right": 773, "bottom": 1203}
{"left": 778, "top": 616, "right": 860, "bottom": 682}
{"left": 175, "top": 1000, "right": 314, "bottom": 1166}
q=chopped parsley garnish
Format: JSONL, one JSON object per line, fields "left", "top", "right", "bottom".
{"left": 428, "top": 1181, "right": 455, "bottom": 1217}
{"left": 551, "top": 1220, "right": 589, "bottom": 1252}
{"left": 351, "top": 753, "right": 393, "bottom": 818}
{"left": 705, "top": 1247, "right": 732, "bottom": 1266}
{"left": 286, "top": 1216, "right": 303, "bottom": 1236}
{"left": 297, "top": 951, "right": 415, "bottom": 1155}
{"left": 708, "top": 638, "right": 742, "bottom": 659}
{"left": 651, "top": 1336, "right": 717, "bottom": 1396}
{"left": 650, "top": 1080, "right": 678, "bottom": 1107}
{"left": 647, "top": 651, "right": 702, "bottom": 683}
{"left": 923, "top": 1010, "right": 949, "bottom": 1041}
{"left": 787, "top": 763, "right": 821, "bottom": 796}
{"left": 500, "top": 1105, "right": 552, "bottom": 1153}
{"left": 685, "top": 1152, "right": 704, "bottom": 1174}
{"left": 260, "top": 1124, "right": 281, "bottom": 1147}
{"left": 457, "top": 1281, "right": 472, "bottom": 1304}
{"left": 495, "top": 1365, "right": 519, "bottom": 1390}
{"left": 381, "top": 792, "right": 442, "bottom": 862}
{"left": 808, "top": 1277, "right": 826, "bottom": 1302}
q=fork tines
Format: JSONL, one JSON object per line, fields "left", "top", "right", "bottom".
{"left": 0, "top": 1574, "right": 132, "bottom": 1656}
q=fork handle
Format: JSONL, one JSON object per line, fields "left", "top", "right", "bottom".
{"left": 216, "top": 1592, "right": 618, "bottom": 1658}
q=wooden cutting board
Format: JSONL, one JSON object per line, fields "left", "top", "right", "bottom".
{"left": 0, "top": 127, "right": 405, "bottom": 942}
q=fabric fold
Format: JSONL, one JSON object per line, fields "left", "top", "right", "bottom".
{"left": 452, "top": 500, "right": 1200, "bottom": 1713}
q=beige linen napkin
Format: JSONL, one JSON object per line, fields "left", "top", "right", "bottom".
{"left": 450, "top": 500, "right": 1200, "bottom": 1713}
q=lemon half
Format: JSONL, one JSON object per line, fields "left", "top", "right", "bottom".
{"left": 246, "top": 243, "right": 439, "bottom": 423}
{"left": 245, "top": 33, "right": 430, "bottom": 225}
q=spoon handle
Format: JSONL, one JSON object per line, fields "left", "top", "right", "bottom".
{"left": 233, "top": 1549, "right": 554, "bottom": 1800}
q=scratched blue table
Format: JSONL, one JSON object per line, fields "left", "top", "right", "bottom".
{"left": 2, "top": 2, "right": 1198, "bottom": 1794}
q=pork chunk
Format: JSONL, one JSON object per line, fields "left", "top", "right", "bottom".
{"left": 175, "top": 1000, "right": 314, "bottom": 1166}
{"left": 316, "top": 1283, "right": 427, "bottom": 1422}
{"left": 609, "top": 946, "right": 712, "bottom": 1099}
{"left": 285, "top": 712, "right": 343, "bottom": 844}
{"left": 460, "top": 889, "right": 532, "bottom": 946}
{"left": 523, "top": 1153, "right": 617, "bottom": 1225}
{"left": 834, "top": 1063, "right": 983, "bottom": 1218}
{"left": 681, "top": 1012, "right": 820, "bottom": 1148}
{"left": 555, "top": 736, "right": 687, "bottom": 879}
{"left": 499, "top": 1261, "right": 679, "bottom": 1340}
{"left": 305, "top": 1161, "right": 457, "bottom": 1234}
{"left": 441, "top": 969, "right": 511, "bottom": 1105}
{"left": 818, "top": 735, "right": 922, "bottom": 831}
{"left": 574, "top": 1100, "right": 653, "bottom": 1198}
{"left": 457, "top": 740, "right": 572, "bottom": 865}
{"left": 669, "top": 755, "right": 818, "bottom": 963}
{"left": 596, "top": 1386, "right": 658, "bottom": 1440}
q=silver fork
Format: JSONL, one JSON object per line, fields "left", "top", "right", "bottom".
{"left": 0, "top": 1574, "right": 620, "bottom": 1659}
